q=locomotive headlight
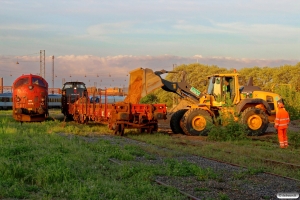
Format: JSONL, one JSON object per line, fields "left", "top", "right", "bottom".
{"left": 28, "top": 85, "right": 34, "bottom": 90}
{"left": 41, "top": 98, "right": 45, "bottom": 102}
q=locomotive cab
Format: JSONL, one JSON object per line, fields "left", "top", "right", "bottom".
{"left": 12, "top": 74, "right": 48, "bottom": 122}
{"left": 61, "top": 81, "right": 87, "bottom": 118}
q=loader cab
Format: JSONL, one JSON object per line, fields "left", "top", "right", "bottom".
{"left": 207, "top": 74, "right": 239, "bottom": 106}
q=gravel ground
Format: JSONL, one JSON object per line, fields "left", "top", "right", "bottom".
{"left": 99, "top": 135, "right": 300, "bottom": 200}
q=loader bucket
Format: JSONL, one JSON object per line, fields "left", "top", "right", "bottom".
{"left": 124, "top": 68, "right": 163, "bottom": 104}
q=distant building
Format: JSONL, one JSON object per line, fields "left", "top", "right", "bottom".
{"left": 86, "top": 87, "right": 128, "bottom": 96}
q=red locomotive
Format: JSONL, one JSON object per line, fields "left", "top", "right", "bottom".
{"left": 12, "top": 74, "right": 49, "bottom": 122}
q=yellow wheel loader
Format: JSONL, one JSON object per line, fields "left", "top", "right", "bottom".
{"left": 128, "top": 68, "right": 284, "bottom": 136}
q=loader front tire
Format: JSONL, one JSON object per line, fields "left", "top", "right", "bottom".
{"left": 241, "top": 107, "right": 269, "bottom": 136}
{"left": 181, "top": 108, "right": 212, "bottom": 136}
{"left": 170, "top": 109, "right": 188, "bottom": 134}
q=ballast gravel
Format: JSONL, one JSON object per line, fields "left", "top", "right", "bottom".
{"left": 99, "top": 135, "right": 300, "bottom": 200}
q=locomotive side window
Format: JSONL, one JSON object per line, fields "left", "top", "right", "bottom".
{"left": 32, "top": 77, "right": 46, "bottom": 87}
{"left": 14, "top": 78, "right": 29, "bottom": 88}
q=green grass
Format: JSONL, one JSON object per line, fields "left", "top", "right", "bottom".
{"left": 0, "top": 110, "right": 218, "bottom": 199}
{"left": 0, "top": 125, "right": 188, "bottom": 199}
{"left": 1, "top": 109, "right": 300, "bottom": 199}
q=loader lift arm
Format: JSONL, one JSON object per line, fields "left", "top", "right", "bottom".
{"left": 154, "top": 69, "right": 202, "bottom": 104}
{"left": 128, "top": 68, "right": 202, "bottom": 104}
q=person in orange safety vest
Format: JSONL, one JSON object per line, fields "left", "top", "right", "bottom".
{"left": 274, "top": 102, "right": 290, "bottom": 148}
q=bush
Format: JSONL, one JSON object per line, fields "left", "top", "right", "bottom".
{"left": 207, "top": 116, "right": 248, "bottom": 141}
{"left": 288, "top": 130, "right": 300, "bottom": 149}
{"left": 274, "top": 86, "right": 300, "bottom": 120}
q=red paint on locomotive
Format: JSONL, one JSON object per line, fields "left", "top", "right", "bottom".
{"left": 12, "top": 74, "right": 49, "bottom": 122}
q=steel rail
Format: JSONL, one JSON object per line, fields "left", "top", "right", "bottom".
{"left": 162, "top": 132, "right": 300, "bottom": 170}
{"left": 123, "top": 136, "right": 300, "bottom": 182}
{"left": 108, "top": 158, "right": 201, "bottom": 200}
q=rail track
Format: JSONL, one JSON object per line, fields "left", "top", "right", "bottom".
{"left": 100, "top": 135, "right": 300, "bottom": 199}
{"left": 126, "top": 135, "right": 300, "bottom": 180}
{"left": 168, "top": 136, "right": 300, "bottom": 172}
{"left": 108, "top": 158, "right": 201, "bottom": 200}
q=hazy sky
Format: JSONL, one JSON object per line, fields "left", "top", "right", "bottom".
{"left": 0, "top": 0, "right": 299, "bottom": 88}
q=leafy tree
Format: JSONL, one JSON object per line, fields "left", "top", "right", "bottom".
{"left": 140, "top": 93, "right": 158, "bottom": 104}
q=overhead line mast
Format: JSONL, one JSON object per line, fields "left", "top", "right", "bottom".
{"left": 40, "top": 50, "right": 45, "bottom": 78}
{"left": 52, "top": 55, "right": 54, "bottom": 94}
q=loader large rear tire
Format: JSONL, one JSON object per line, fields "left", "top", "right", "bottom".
{"left": 181, "top": 108, "right": 212, "bottom": 136}
{"left": 170, "top": 109, "right": 188, "bottom": 134}
{"left": 241, "top": 107, "right": 269, "bottom": 136}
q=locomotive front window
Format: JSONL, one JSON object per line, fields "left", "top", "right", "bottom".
{"left": 32, "top": 77, "right": 46, "bottom": 87}
{"left": 63, "top": 83, "right": 86, "bottom": 90}
{"left": 14, "top": 78, "right": 29, "bottom": 88}
{"left": 63, "top": 83, "right": 73, "bottom": 89}
{"left": 76, "top": 84, "right": 86, "bottom": 89}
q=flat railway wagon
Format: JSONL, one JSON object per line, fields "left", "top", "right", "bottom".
{"left": 12, "top": 74, "right": 49, "bottom": 122}
{"left": 62, "top": 82, "right": 167, "bottom": 135}
{"left": 108, "top": 102, "right": 167, "bottom": 135}
{"left": 68, "top": 96, "right": 167, "bottom": 135}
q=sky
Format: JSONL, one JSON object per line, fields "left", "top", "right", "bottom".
{"left": 0, "top": 0, "right": 299, "bottom": 89}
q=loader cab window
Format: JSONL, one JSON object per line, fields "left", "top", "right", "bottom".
{"left": 207, "top": 77, "right": 214, "bottom": 95}
{"left": 207, "top": 77, "right": 223, "bottom": 95}
{"left": 222, "top": 77, "right": 235, "bottom": 102}
{"left": 212, "top": 78, "right": 220, "bottom": 95}
{"left": 222, "top": 77, "right": 231, "bottom": 93}
{"left": 207, "top": 77, "right": 222, "bottom": 102}
{"left": 266, "top": 96, "right": 275, "bottom": 111}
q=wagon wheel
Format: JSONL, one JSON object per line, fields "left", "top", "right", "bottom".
{"left": 139, "top": 128, "right": 146, "bottom": 133}
{"left": 114, "top": 123, "right": 125, "bottom": 136}
{"left": 79, "top": 114, "right": 84, "bottom": 124}
{"left": 120, "top": 124, "right": 125, "bottom": 136}
{"left": 113, "top": 123, "right": 118, "bottom": 135}
{"left": 146, "top": 127, "right": 152, "bottom": 133}
{"left": 83, "top": 115, "right": 88, "bottom": 124}
{"left": 152, "top": 124, "right": 158, "bottom": 133}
